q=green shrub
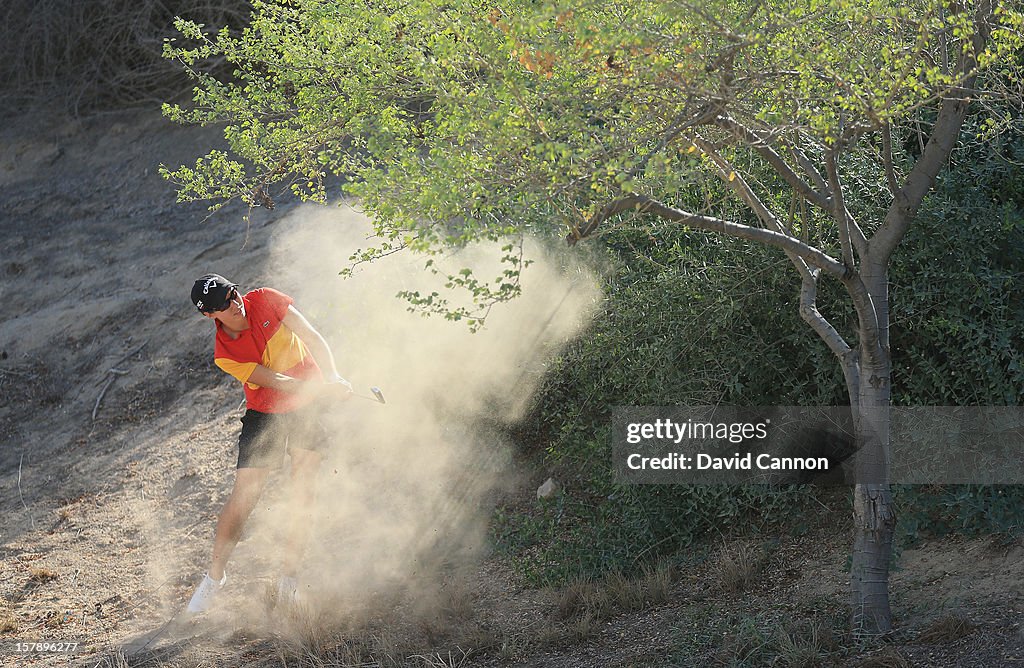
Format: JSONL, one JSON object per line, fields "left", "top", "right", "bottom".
{"left": 897, "top": 485, "right": 1024, "bottom": 545}
{"left": 501, "top": 115, "right": 1024, "bottom": 584}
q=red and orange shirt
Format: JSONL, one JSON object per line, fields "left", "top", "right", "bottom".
{"left": 214, "top": 288, "right": 321, "bottom": 413}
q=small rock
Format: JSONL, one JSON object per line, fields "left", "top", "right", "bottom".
{"left": 537, "top": 477, "right": 561, "bottom": 499}
{"left": 37, "top": 142, "right": 63, "bottom": 166}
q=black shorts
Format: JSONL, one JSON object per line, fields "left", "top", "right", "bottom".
{"left": 236, "top": 402, "right": 332, "bottom": 469}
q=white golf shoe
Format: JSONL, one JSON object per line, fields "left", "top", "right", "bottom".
{"left": 186, "top": 572, "right": 227, "bottom": 614}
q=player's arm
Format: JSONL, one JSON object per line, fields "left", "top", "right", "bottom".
{"left": 217, "top": 360, "right": 338, "bottom": 397}
{"left": 246, "top": 365, "right": 318, "bottom": 394}
{"left": 281, "top": 305, "right": 353, "bottom": 396}
{"left": 282, "top": 306, "right": 340, "bottom": 381}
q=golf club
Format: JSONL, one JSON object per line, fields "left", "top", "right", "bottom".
{"left": 353, "top": 386, "right": 386, "bottom": 404}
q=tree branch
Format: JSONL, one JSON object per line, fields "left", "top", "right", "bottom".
{"left": 880, "top": 122, "right": 900, "bottom": 196}
{"left": 714, "top": 115, "right": 832, "bottom": 211}
{"left": 872, "top": 0, "right": 993, "bottom": 262}
{"left": 800, "top": 272, "right": 852, "bottom": 359}
{"left": 567, "top": 195, "right": 848, "bottom": 278}
{"left": 691, "top": 135, "right": 785, "bottom": 232}
{"left": 799, "top": 272, "right": 861, "bottom": 400}
{"left": 692, "top": 135, "right": 814, "bottom": 278}
{"left": 874, "top": 95, "right": 973, "bottom": 261}
{"left": 626, "top": 102, "right": 718, "bottom": 181}
{"left": 789, "top": 144, "right": 830, "bottom": 195}
{"left": 823, "top": 148, "right": 868, "bottom": 263}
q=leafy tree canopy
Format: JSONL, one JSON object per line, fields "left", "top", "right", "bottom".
{"left": 162, "top": 0, "right": 1023, "bottom": 319}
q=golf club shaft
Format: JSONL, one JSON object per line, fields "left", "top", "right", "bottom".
{"left": 352, "top": 386, "right": 386, "bottom": 404}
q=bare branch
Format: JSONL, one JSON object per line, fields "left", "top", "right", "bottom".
{"left": 939, "top": 4, "right": 950, "bottom": 75}
{"left": 874, "top": 95, "right": 971, "bottom": 261}
{"left": 880, "top": 123, "right": 900, "bottom": 196}
{"left": 92, "top": 374, "right": 117, "bottom": 421}
{"left": 823, "top": 148, "right": 868, "bottom": 264}
{"left": 691, "top": 135, "right": 784, "bottom": 232}
{"left": 800, "top": 272, "right": 852, "bottom": 360}
{"left": 714, "top": 115, "right": 832, "bottom": 211}
{"left": 18, "top": 453, "right": 35, "bottom": 530}
{"left": 799, "top": 271, "right": 862, "bottom": 395}
{"left": 692, "top": 135, "right": 814, "bottom": 278}
{"left": 567, "top": 195, "right": 848, "bottom": 278}
{"left": 790, "top": 145, "right": 831, "bottom": 194}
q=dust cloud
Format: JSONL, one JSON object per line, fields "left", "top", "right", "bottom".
{"left": 237, "top": 203, "right": 601, "bottom": 621}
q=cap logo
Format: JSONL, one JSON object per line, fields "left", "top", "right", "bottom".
{"left": 196, "top": 300, "right": 205, "bottom": 310}
{"left": 202, "top": 277, "right": 218, "bottom": 294}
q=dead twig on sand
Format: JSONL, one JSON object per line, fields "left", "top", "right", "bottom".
{"left": 91, "top": 341, "right": 148, "bottom": 420}
{"left": 93, "top": 341, "right": 149, "bottom": 387}
{"left": 18, "top": 453, "right": 36, "bottom": 530}
{"left": 93, "top": 375, "right": 118, "bottom": 421}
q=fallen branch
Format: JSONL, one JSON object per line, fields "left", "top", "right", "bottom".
{"left": 90, "top": 341, "right": 149, "bottom": 418}
{"left": 113, "top": 340, "right": 148, "bottom": 366}
{"left": 92, "top": 375, "right": 117, "bottom": 421}
{"left": 18, "top": 453, "right": 36, "bottom": 530}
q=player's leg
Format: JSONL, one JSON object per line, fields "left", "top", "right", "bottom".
{"left": 186, "top": 467, "right": 272, "bottom": 614}
{"left": 281, "top": 445, "right": 322, "bottom": 579}
{"left": 187, "top": 410, "right": 284, "bottom": 613}
{"left": 209, "top": 466, "right": 272, "bottom": 580}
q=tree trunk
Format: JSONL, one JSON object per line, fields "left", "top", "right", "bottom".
{"left": 849, "top": 263, "right": 896, "bottom": 635}
{"left": 850, "top": 410, "right": 895, "bottom": 634}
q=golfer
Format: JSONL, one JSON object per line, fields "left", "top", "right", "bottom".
{"left": 185, "top": 273, "right": 352, "bottom": 614}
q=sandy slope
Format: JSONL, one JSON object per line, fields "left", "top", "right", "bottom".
{"left": 1, "top": 110, "right": 1022, "bottom": 668}
{"left": 0, "top": 108, "right": 297, "bottom": 661}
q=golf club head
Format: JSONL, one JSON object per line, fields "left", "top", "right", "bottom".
{"left": 370, "top": 386, "right": 386, "bottom": 404}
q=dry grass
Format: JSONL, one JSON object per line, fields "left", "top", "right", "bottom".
{"left": 533, "top": 562, "right": 677, "bottom": 653}
{"left": 0, "top": 610, "right": 18, "bottom": 633}
{"left": 856, "top": 644, "right": 914, "bottom": 668}
{"left": 256, "top": 576, "right": 497, "bottom": 668}
{"left": 412, "top": 647, "right": 473, "bottom": 667}
{"left": 563, "top": 614, "right": 597, "bottom": 644}
{"left": 438, "top": 579, "right": 476, "bottom": 622}
{"left": 774, "top": 617, "right": 842, "bottom": 667}
{"left": 554, "top": 562, "right": 674, "bottom": 622}
{"left": 717, "top": 541, "right": 770, "bottom": 593}
{"left": 916, "top": 613, "right": 976, "bottom": 643}
{"left": 0, "top": 0, "right": 250, "bottom": 115}
{"left": 273, "top": 627, "right": 405, "bottom": 668}
{"left": 554, "top": 576, "right": 599, "bottom": 620}
{"left": 370, "top": 629, "right": 406, "bottom": 668}
{"left": 262, "top": 617, "right": 488, "bottom": 668}
{"left": 95, "top": 652, "right": 131, "bottom": 668}
{"left": 717, "top": 617, "right": 773, "bottom": 664}
{"left": 28, "top": 566, "right": 59, "bottom": 583}
{"left": 536, "top": 614, "right": 597, "bottom": 649}
{"left": 495, "top": 629, "right": 532, "bottom": 662}
{"left": 714, "top": 613, "right": 845, "bottom": 666}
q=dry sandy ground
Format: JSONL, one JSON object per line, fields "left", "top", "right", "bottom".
{"left": 1, "top": 110, "right": 1022, "bottom": 668}
{"left": 0, "top": 109, "right": 295, "bottom": 664}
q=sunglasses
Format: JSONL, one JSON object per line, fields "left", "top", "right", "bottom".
{"left": 202, "top": 288, "right": 238, "bottom": 313}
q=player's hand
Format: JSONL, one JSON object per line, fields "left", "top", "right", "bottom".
{"left": 324, "top": 375, "right": 354, "bottom": 401}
